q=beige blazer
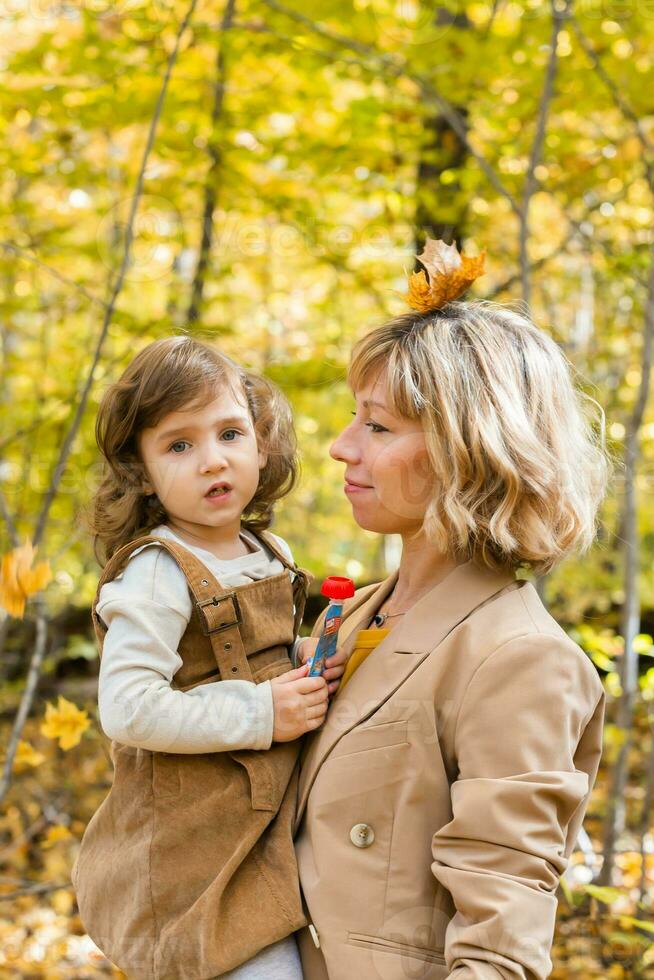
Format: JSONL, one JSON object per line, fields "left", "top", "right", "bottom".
{"left": 293, "top": 559, "right": 605, "bottom": 980}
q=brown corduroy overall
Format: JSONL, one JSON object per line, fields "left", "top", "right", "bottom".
{"left": 71, "top": 529, "right": 311, "bottom": 980}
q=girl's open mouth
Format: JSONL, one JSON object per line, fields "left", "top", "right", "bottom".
{"left": 205, "top": 483, "right": 232, "bottom": 504}
{"left": 205, "top": 491, "right": 232, "bottom": 505}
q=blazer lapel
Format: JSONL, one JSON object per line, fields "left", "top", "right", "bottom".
{"left": 295, "top": 572, "right": 398, "bottom": 769}
{"left": 294, "top": 558, "right": 517, "bottom": 833}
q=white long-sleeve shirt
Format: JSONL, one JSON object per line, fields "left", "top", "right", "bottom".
{"left": 96, "top": 524, "right": 301, "bottom": 754}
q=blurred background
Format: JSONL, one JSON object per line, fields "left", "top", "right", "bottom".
{"left": 1, "top": 0, "right": 654, "bottom": 975}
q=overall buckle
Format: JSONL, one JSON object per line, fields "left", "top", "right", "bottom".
{"left": 196, "top": 592, "right": 242, "bottom": 635}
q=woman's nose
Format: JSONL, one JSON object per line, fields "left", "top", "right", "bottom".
{"left": 330, "top": 426, "right": 359, "bottom": 464}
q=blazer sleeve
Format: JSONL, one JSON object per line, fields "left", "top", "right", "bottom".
{"left": 430, "top": 633, "right": 605, "bottom": 980}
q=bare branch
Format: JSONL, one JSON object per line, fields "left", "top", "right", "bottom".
{"left": 636, "top": 702, "right": 654, "bottom": 910}
{"left": 0, "top": 242, "right": 111, "bottom": 312}
{"left": 575, "top": 0, "right": 654, "bottom": 887}
{"left": 32, "top": 0, "right": 199, "bottom": 550}
{"left": 187, "top": 0, "right": 236, "bottom": 323}
{"left": 570, "top": 16, "right": 654, "bottom": 168}
{"left": 0, "top": 0, "right": 200, "bottom": 809}
{"left": 600, "top": 241, "right": 654, "bottom": 885}
{"left": 524, "top": 2, "right": 567, "bottom": 207}
{"left": 486, "top": 231, "right": 575, "bottom": 299}
{"left": 0, "top": 595, "right": 48, "bottom": 806}
{"left": 0, "top": 880, "right": 71, "bottom": 901}
{"left": 518, "top": 0, "right": 568, "bottom": 310}
{"left": 0, "top": 489, "right": 19, "bottom": 549}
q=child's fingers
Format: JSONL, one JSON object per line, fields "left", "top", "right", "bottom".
{"left": 298, "top": 637, "right": 320, "bottom": 663}
{"left": 327, "top": 680, "right": 340, "bottom": 696}
{"left": 305, "top": 703, "right": 327, "bottom": 720}
{"left": 293, "top": 675, "right": 328, "bottom": 694}
{"left": 303, "top": 688, "right": 328, "bottom": 707}
{"left": 274, "top": 663, "right": 311, "bottom": 684}
{"left": 322, "top": 663, "right": 345, "bottom": 681}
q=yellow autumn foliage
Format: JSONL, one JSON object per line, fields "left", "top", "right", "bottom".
{"left": 12, "top": 739, "right": 46, "bottom": 772}
{"left": 0, "top": 539, "right": 52, "bottom": 619}
{"left": 42, "top": 825, "right": 73, "bottom": 849}
{"left": 40, "top": 696, "right": 91, "bottom": 750}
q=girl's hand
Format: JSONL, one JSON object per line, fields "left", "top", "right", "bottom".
{"left": 270, "top": 664, "right": 328, "bottom": 741}
{"left": 297, "top": 637, "right": 318, "bottom": 665}
{"left": 297, "top": 637, "right": 347, "bottom": 697}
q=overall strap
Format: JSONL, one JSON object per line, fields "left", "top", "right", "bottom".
{"left": 92, "top": 534, "right": 184, "bottom": 636}
{"left": 144, "top": 538, "right": 257, "bottom": 681}
{"left": 253, "top": 528, "right": 313, "bottom": 636}
{"left": 95, "top": 534, "right": 166, "bottom": 595}
{"left": 95, "top": 534, "right": 230, "bottom": 613}
{"left": 94, "top": 533, "right": 296, "bottom": 682}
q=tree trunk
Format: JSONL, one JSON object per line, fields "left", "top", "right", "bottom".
{"left": 187, "top": 0, "right": 236, "bottom": 324}
{"left": 599, "top": 251, "right": 654, "bottom": 885}
{"left": 412, "top": 7, "right": 470, "bottom": 260}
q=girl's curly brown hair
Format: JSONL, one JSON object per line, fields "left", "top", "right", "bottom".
{"left": 85, "top": 336, "right": 298, "bottom": 565}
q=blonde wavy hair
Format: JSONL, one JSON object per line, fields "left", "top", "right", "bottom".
{"left": 85, "top": 336, "right": 298, "bottom": 565}
{"left": 348, "top": 300, "right": 613, "bottom": 574}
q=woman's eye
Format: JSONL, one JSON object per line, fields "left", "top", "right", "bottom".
{"left": 349, "top": 412, "right": 387, "bottom": 434}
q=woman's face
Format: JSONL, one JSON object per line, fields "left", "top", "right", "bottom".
{"left": 329, "top": 371, "right": 437, "bottom": 536}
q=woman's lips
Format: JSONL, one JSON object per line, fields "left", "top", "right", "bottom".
{"left": 344, "top": 481, "right": 372, "bottom": 495}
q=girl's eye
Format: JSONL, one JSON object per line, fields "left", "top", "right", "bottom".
{"left": 350, "top": 411, "right": 387, "bottom": 434}
{"left": 168, "top": 430, "right": 241, "bottom": 453}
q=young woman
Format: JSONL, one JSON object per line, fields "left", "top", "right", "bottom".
{"left": 294, "top": 244, "right": 610, "bottom": 980}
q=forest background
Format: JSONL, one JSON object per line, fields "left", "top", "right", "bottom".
{"left": 1, "top": 0, "right": 654, "bottom": 975}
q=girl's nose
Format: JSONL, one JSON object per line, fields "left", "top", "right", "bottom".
{"left": 199, "top": 441, "right": 229, "bottom": 472}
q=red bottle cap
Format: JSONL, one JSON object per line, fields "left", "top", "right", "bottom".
{"left": 321, "top": 576, "right": 356, "bottom": 600}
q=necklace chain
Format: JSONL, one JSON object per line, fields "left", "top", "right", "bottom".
{"left": 374, "top": 581, "right": 408, "bottom": 625}
{"left": 372, "top": 608, "right": 407, "bottom": 627}
{"left": 372, "top": 574, "right": 453, "bottom": 628}
{"left": 371, "top": 584, "right": 419, "bottom": 628}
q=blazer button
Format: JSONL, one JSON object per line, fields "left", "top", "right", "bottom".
{"left": 350, "top": 823, "right": 375, "bottom": 848}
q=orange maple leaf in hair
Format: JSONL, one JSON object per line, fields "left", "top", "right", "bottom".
{"left": 406, "top": 239, "right": 486, "bottom": 312}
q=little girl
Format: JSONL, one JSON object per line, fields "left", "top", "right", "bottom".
{"left": 71, "top": 335, "right": 337, "bottom": 980}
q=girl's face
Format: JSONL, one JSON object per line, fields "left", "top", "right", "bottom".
{"left": 138, "top": 385, "right": 267, "bottom": 544}
{"left": 329, "top": 371, "right": 437, "bottom": 537}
